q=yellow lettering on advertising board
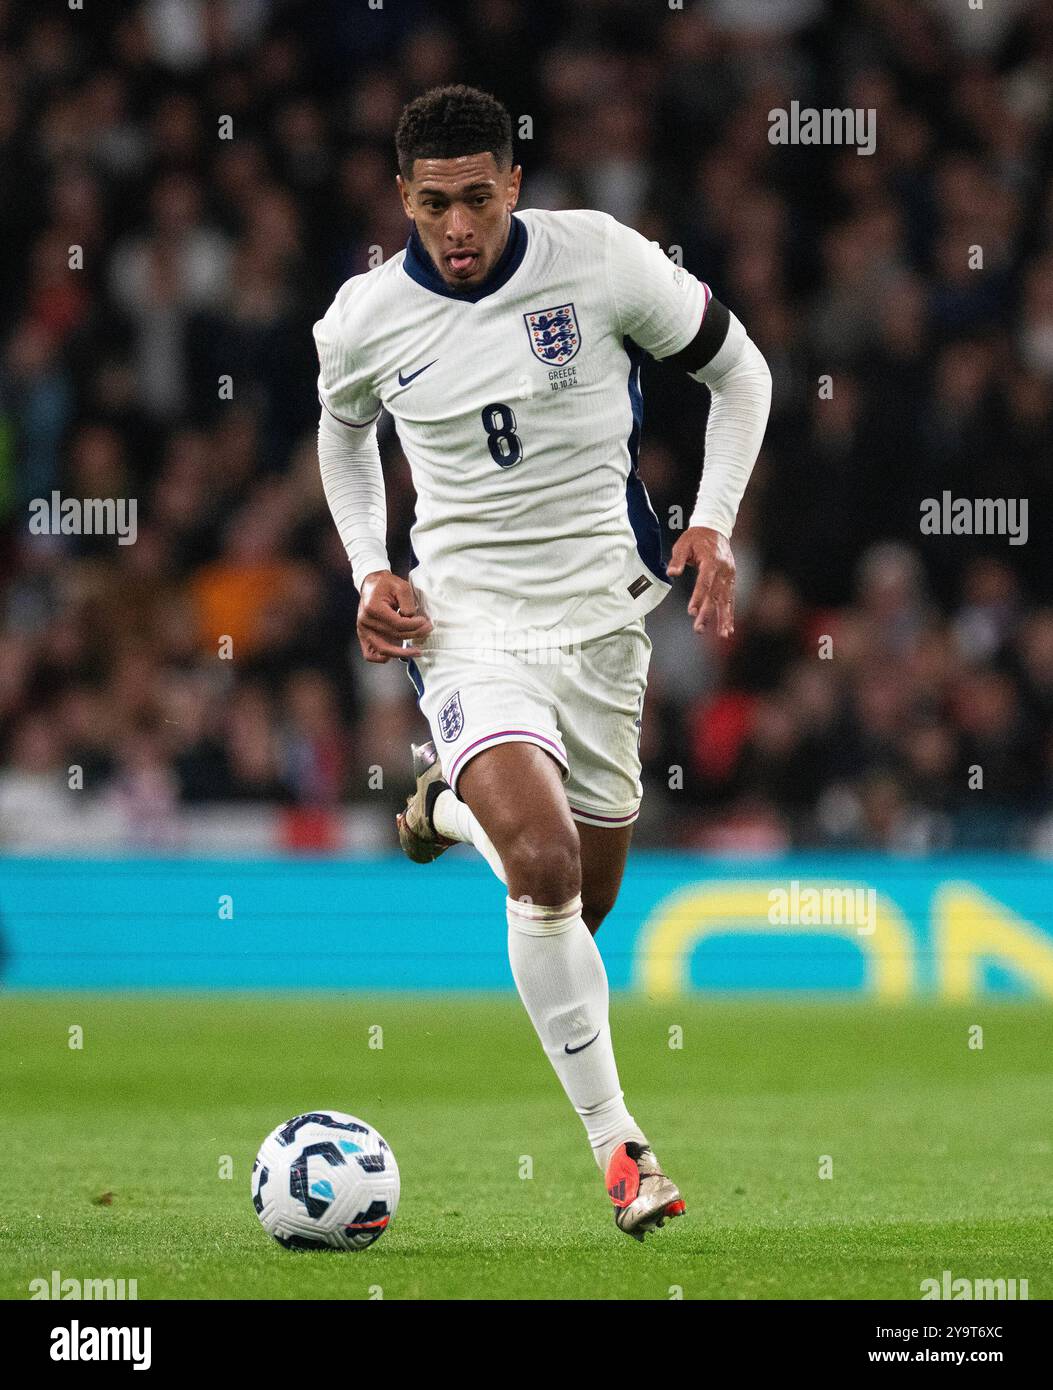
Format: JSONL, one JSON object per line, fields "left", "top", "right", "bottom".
{"left": 934, "top": 884, "right": 1053, "bottom": 1000}
{"left": 636, "top": 883, "right": 913, "bottom": 998}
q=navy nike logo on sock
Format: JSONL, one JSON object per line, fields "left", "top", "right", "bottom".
{"left": 565, "top": 1030, "right": 600, "bottom": 1054}
{"left": 397, "top": 360, "right": 437, "bottom": 386}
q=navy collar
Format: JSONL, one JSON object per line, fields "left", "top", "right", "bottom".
{"left": 403, "top": 214, "right": 528, "bottom": 303}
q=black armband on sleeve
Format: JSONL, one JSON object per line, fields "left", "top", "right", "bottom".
{"left": 664, "top": 297, "right": 731, "bottom": 374}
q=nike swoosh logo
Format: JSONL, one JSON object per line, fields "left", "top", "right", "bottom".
{"left": 397, "top": 359, "right": 438, "bottom": 386}
{"left": 565, "top": 1030, "right": 600, "bottom": 1055}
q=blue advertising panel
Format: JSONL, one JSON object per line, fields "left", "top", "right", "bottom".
{"left": 1, "top": 853, "right": 1051, "bottom": 996}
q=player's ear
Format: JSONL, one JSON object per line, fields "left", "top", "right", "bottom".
{"left": 396, "top": 173, "right": 415, "bottom": 220}
{"left": 507, "top": 164, "right": 522, "bottom": 210}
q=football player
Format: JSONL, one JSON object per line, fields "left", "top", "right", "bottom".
{"left": 315, "top": 85, "right": 771, "bottom": 1239}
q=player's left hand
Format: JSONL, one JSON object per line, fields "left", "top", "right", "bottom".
{"left": 667, "top": 526, "right": 736, "bottom": 637}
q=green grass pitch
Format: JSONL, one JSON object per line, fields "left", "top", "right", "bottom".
{"left": 2, "top": 994, "right": 1050, "bottom": 1300}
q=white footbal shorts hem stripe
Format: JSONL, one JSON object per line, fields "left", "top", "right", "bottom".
{"left": 566, "top": 800, "right": 641, "bottom": 828}
{"left": 446, "top": 727, "right": 570, "bottom": 795}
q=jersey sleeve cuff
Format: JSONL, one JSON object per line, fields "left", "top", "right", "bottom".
{"left": 687, "top": 505, "right": 732, "bottom": 538}
{"left": 350, "top": 547, "right": 392, "bottom": 591}
{"left": 320, "top": 394, "right": 382, "bottom": 429}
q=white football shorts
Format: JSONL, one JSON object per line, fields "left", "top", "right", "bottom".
{"left": 404, "top": 618, "right": 651, "bottom": 828}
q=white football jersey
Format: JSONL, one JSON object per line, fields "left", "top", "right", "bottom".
{"left": 313, "top": 208, "right": 710, "bottom": 647}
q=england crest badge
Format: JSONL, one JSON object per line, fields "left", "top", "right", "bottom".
{"left": 438, "top": 691, "right": 464, "bottom": 742}
{"left": 523, "top": 303, "right": 581, "bottom": 365}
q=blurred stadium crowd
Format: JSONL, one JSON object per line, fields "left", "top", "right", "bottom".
{"left": 1, "top": 0, "right": 1051, "bottom": 853}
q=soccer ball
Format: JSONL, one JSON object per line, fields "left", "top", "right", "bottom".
{"left": 252, "top": 1110, "right": 399, "bottom": 1251}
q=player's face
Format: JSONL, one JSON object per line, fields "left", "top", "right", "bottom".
{"left": 398, "top": 153, "right": 522, "bottom": 290}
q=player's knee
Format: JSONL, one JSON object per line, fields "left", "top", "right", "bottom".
{"left": 503, "top": 828, "right": 580, "bottom": 907}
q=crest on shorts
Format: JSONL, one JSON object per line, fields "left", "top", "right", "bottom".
{"left": 523, "top": 303, "right": 581, "bottom": 365}
{"left": 438, "top": 691, "right": 464, "bottom": 742}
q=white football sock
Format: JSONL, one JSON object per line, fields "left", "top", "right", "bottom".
{"left": 432, "top": 788, "right": 507, "bottom": 884}
{"left": 506, "top": 893, "right": 647, "bottom": 1171}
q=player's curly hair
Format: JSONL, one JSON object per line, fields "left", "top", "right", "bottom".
{"left": 395, "top": 85, "right": 513, "bottom": 179}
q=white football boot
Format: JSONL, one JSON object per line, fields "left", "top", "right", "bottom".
{"left": 606, "top": 1140, "right": 686, "bottom": 1241}
{"left": 396, "top": 740, "right": 457, "bottom": 863}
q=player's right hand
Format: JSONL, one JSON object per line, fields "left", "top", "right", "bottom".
{"left": 356, "top": 571, "right": 433, "bottom": 663}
